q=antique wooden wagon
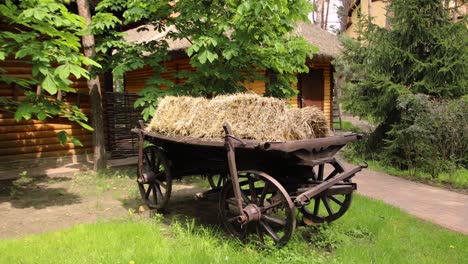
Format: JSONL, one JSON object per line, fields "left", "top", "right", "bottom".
{"left": 132, "top": 121, "right": 365, "bottom": 247}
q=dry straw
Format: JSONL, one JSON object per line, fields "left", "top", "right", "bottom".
{"left": 147, "top": 93, "right": 329, "bottom": 141}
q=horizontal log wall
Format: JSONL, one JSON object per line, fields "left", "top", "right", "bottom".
{"left": 125, "top": 58, "right": 193, "bottom": 93}
{"left": 0, "top": 58, "right": 93, "bottom": 165}
{"left": 125, "top": 58, "right": 268, "bottom": 95}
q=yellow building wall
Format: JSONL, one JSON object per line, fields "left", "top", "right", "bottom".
{"left": 345, "top": 4, "right": 360, "bottom": 39}
{"left": 372, "top": 1, "right": 388, "bottom": 28}
{"left": 345, "top": 0, "right": 388, "bottom": 38}
{"left": 286, "top": 82, "right": 299, "bottom": 109}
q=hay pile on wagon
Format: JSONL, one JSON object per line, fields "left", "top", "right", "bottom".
{"left": 147, "top": 93, "right": 329, "bottom": 141}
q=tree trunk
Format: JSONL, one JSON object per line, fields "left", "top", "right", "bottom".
{"left": 76, "top": 0, "right": 107, "bottom": 171}
{"left": 314, "top": 0, "right": 322, "bottom": 26}
{"left": 324, "top": 0, "right": 330, "bottom": 30}
{"left": 320, "top": 0, "right": 325, "bottom": 29}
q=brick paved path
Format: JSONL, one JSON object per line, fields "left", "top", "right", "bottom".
{"left": 343, "top": 161, "right": 468, "bottom": 234}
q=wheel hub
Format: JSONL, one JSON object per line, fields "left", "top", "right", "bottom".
{"left": 138, "top": 166, "right": 156, "bottom": 183}
{"left": 241, "top": 204, "right": 262, "bottom": 223}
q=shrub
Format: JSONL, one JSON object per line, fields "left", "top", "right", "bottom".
{"left": 385, "top": 94, "right": 467, "bottom": 178}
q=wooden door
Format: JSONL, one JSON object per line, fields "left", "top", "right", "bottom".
{"left": 299, "top": 69, "right": 324, "bottom": 109}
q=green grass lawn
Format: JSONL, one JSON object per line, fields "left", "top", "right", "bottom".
{"left": 1, "top": 195, "right": 466, "bottom": 264}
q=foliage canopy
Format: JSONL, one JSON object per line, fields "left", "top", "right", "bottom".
{"left": 0, "top": 0, "right": 99, "bottom": 144}
{"left": 94, "top": 0, "right": 317, "bottom": 119}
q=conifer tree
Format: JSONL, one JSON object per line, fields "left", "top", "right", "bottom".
{"left": 339, "top": 0, "right": 466, "bottom": 146}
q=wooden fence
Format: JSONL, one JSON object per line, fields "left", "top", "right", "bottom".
{"left": 105, "top": 92, "right": 144, "bottom": 158}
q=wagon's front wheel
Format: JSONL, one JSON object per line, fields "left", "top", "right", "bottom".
{"left": 137, "top": 146, "right": 172, "bottom": 211}
{"left": 219, "top": 171, "right": 296, "bottom": 247}
{"left": 299, "top": 161, "right": 353, "bottom": 224}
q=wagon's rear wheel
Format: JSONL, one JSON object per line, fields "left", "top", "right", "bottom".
{"left": 220, "top": 171, "right": 296, "bottom": 247}
{"left": 137, "top": 146, "right": 172, "bottom": 211}
{"left": 299, "top": 161, "right": 352, "bottom": 224}
{"left": 207, "top": 173, "right": 227, "bottom": 190}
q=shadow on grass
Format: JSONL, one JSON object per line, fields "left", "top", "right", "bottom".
{"left": 119, "top": 183, "right": 223, "bottom": 230}
{"left": 0, "top": 175, "right": 81, "bottom": 209}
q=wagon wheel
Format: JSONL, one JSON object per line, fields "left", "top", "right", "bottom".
{"left": 299, "top": 161, "right": 352, "bottom": 224}
{"left": 220, "top": 171, "right": 296, "bottom": 247}
{"left": 137, "top": 146, "right": 172, "bottom": 211}
{"left": 207, "top": 173, "right": 227, "bottom": 190}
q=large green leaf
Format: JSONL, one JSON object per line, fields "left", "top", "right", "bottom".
{"left": 57, "top": 131, "right": 84, "bottom": 147}
{"left": 41, "top": 74, "right": 57, "bottom": 94}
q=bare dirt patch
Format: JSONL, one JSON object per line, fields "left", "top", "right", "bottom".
{"left": 0, "top": 168, "right": 219, "bottom": 239}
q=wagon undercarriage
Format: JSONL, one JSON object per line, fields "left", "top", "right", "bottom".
{"left": 133, "top": 121, "right": 365, "bottom": 247}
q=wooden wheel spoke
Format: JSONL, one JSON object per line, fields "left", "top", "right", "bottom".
{"left": 154, "top": 171, "right": 165, "bottom": 179}
{"left": 227, "top": 216, "right": 238, "bottom": 223}
{"left": 318, "top": 164, "right": 324, "bottom": 181}
{"left": 145, "top": 185, "right": 152, "bottom": 199}
{"left": 261, "top": 200, "right": 282, "bottom": 212}
{"left": 313, "top": 198, "right": 320, "bottom": 216}
{"left": 151, "top": 184, "right": 158, "bottom": 204}
{"left": 248, "top": 176, "right": 258, "bottom": 204}
{"left": 154, "top": 156, "right": 161, "bottom": 172}
{"left": 226, "top": 198, "right": 238, "bottom": 207}
{"left": 216, "top": 176, "right": 223, "bottom": 187}
{"left": 240, "top": 190, "right": 251, "bottom": 204}
{"left": 325, "top": 169, "right": 339, "bottom": 181}
{"left": 262, "top": 215, "right": 286, "bottom": 227}
{"left": 328, "top": 195, "right": 343, "bottom": 206}
{"left": 322, "top": 197, "right": 334, "bottom": 215}
{"left": 144, "top": 152, "right": 151, "bottom": 166}
{"left": 239, "top": 179, "right": 252, "bottom": 187}
{"left": 259, "top": 181, "right": 270, "bottom": 206}
{"left": 154, "top": 179, "right": 167, "bottom": 189}
{"left": 260, "top": 220, "right": 280, "bottom": 242}
{"left": 256, "top": 223, "right": 264, "bottom": 243}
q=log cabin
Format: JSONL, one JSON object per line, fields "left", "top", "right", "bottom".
{"left": 0, "top": 57, "right": 94, "bottom": 175}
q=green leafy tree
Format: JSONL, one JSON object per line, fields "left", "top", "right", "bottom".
{"left": 0, "top": 0, "right": 96, "bottom": 145}
{"left": 95, "top": 0, "right": 317, "bottom": 120}
{"left": 338, "top": 0, "right": 467, "bottom": 172}
{"left": 172, "top": 0, "right": 316, "bottom": 97}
